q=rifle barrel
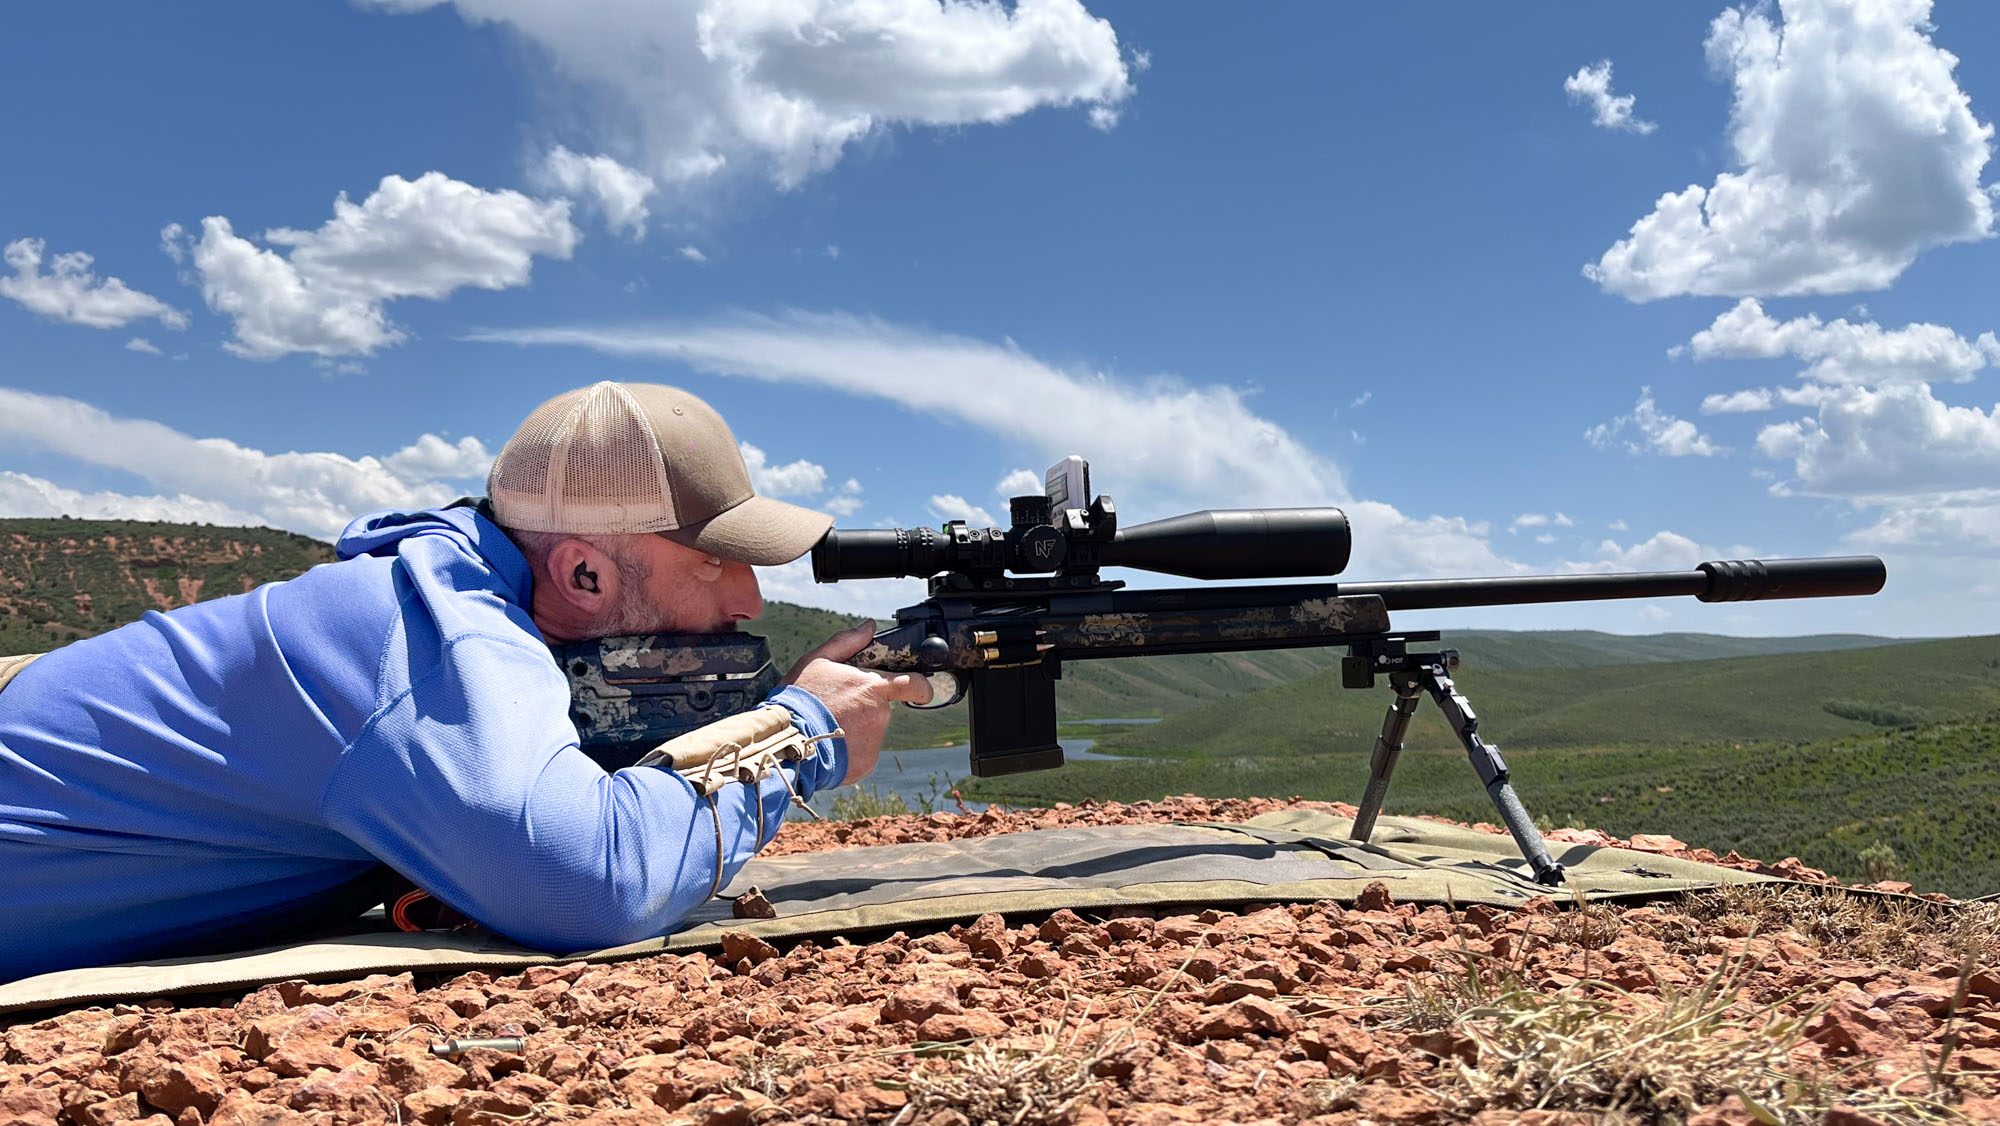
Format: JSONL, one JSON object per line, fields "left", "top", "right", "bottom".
{"left": 1335, "top": 556, "right": 1885, "bottom": 612}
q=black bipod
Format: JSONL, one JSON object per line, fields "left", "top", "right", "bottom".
{"left": 1341, "top": 635, "right": 1567, "bottom": 887}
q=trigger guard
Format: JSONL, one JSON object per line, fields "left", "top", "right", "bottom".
{"left": 905, "top": 672, "right": 966, "bottom": 710}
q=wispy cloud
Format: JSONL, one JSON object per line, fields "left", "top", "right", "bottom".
{"left": 1586, "top": 388, "right": 1724, "bottom": 457}
{"left": 1, "top": 238, "right": 188, "bottom": 331}
{"left": 467, "top": 312, "right": 1530, "bottom": 580}
{"left": 468, "top": 312, "right": 1348, "bottom": 513}
{"left": 1562, "top": 60, "right": 1656, "bottom": 134}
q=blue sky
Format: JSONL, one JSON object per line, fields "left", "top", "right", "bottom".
{"left": 3, "top": 0, "right": 1997, "bottom": 637}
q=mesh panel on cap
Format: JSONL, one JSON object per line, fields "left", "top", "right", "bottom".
{"left": 488, "top": 382, "right": 679, "bottom": 534}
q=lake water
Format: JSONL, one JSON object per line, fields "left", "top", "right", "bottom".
{"left": 796, "top": 719, "right": 1158, "bottom": 817}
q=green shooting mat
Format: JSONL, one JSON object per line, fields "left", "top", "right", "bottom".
{"left": 0, "top": 810, "right": 1782, "bottom": 1015}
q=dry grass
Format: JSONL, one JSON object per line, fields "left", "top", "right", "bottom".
{"left": 886, "top": 1039, "right": 1100, "bottom": 1126}
{"left": 1648, "top": 884, "right": 1991, "bottom": 968}
{"left": 1372, "top": 947, "right": 1527, "bottom": 1033}
{"left": 734, "top": 1044, "right": 816, "bottom": 1099}
{"left": 1430, "top": 958, "right": 1967, "bottom": 1124}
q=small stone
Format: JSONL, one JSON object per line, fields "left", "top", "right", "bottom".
{"left": 1626, "top": 833, "right": 1687, "bottom": 853}
{"left": 719, "top": 932, "right": 779, "bottom": 967}
{"left": 450, "top": 1089, "right": 536, "bottom": 1126}
{"left": 881, "top": 986, "right": 962, "bottom": 1025}
{"left": 75, "top": 1093, "right": 141, "bottom": 1126}
{"left": 401, "top": 1087, "right": 461, "bottom": 1126}
{"left": 208, "top": 1091, "right": 297, "bottom": 1126}
{"left": 130, "top": 1058, "right": 228, "bottom": 1116}
{"left": 1355, "top": 882, "right": 1395, "bottom": 912}
{"left": 1038, "top": 909, "right": 1092, "bottom": 942}
{"left": 1192, "top": 997, "right": 1297, "bottom": 1040}
{"left": 1203, "top": 979, "right": 1280, "bottom": 1004}
{"left": 1019, "top": 953, "right": 1064, "bottom": 979}
{"left": 0, "top": 1085, "right": 62, "bottom": 1126}
{"left": 961, "top": 914, "right": 1009, "bottom": 959}
{"left": 731, "top": 888, "right": 777, "bottom": 919}
{"left": 918, "top": 1011, "right": 1009, "bottom": 1041}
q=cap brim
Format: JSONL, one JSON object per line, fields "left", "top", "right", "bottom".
{"left": 660, "top": 495, "right": 834, "bottom": 566}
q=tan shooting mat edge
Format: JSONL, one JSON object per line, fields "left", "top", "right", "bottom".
{"left": 0, "top": 810, "right": 1800, "bottom": 1015}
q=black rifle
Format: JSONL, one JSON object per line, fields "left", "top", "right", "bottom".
{"left": 810, "top": 458, "right": 1885, "bottom": 886}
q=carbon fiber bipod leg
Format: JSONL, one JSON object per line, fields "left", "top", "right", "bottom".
{"left": 1350, "top": 671, "right": 1424, "bottom": 843}
{"left": 1419, "top": 661, "right": 1567, "bottom": 886}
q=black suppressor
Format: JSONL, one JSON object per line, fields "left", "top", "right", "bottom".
{"left": 1335, "top": 555, "right": 1887, "bottom": 611}
{"left": 811, "top": 507, "right": 1353, "bottom": 582}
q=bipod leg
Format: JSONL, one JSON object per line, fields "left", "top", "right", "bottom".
{"left": 1417, "top": 659, "right": 1567, "bottom": 887}
{"left": 1351, "top": 672, "right": 1423, "bottom": 843}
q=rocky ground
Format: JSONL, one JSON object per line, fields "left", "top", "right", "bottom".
{"left": 4, "top": 797, "right": 1998, "bottom": 1126}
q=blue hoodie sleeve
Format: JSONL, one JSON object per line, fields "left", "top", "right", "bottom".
{"left": 318, "top": 635, "right": 846, "bottom": 952}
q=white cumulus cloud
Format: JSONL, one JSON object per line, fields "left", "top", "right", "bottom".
{"left": 1585, "top": 0, "right": 1995, "bottom": 301}
{"left": 1563, "top": 60, "right": 1656, "bottom": 134}
{"left": 0, "top": 386, "right": 490, "bottom": 539}
{"left": 1586, "top": 388, "right": 1724, "bottom": 457}
{"left": 0, "top": 471, "right": 269, "bottom": 528}
{"left": 995, "top": 468, "right": 1042, "bottom": 497}
{"left": 822, "top": 478, "right": 864, "bottom": 518}
{"left": 381, "top": 433, "right": 494, "bottom": 482}
{"left": 537, "top": 146, "right": 656, "bottom": 239}
{"left": 124, "top": 337, "right": 163, "bottom": 355}
{"left": 739, "top": 441, "right": 829, "bottom": 497}
{"left": 1510, "top": 512, "right": 1575, "bottom": 532}
{"left": 184, "top": 172, "right": 578, "bottom": 360}
{"left": 1, "top": 238, "right": 188, "bottom": 331}
{"left": 361, "top": 0, "right": 1137, "bottom": 191}
{"left": 928, "top": 494, "right": 997, "bottom": 528}
{"left": 1688, "top": 298, "right": 2000, "bottom": 385}
{"left": 1756, "top": 382, "right": 2000, "bottom": 499}
{"left": 1701, "top": 388, "right": 1776, "bottom": 414}
{"left": 1583, "top": 531, "right": 1707, "bottom": 572}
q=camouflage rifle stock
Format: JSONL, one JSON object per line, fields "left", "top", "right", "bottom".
{"left": 556, "top": 633, "right": 781, "bottom": 772}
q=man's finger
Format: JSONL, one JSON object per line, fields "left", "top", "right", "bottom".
{"left": 883, "top": 672, "right": 935, "bottom": 707}
{"left": 806, "top": 620, "right": 878, "bottom": 665}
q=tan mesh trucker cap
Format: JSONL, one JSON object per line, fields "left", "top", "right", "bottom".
{"left": 487, "top": 382, "right": 833, "bottom": 566}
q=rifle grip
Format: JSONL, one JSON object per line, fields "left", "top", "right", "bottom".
{"left": 966, "top": 664, "right": 1065, "bottom": 777}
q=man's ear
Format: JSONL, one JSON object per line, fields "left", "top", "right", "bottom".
{"left": 543, "top": 538, "right": 622, "bottom": 616}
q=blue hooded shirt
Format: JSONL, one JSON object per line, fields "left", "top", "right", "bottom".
{"left": 0, "top": 505, "right": 845, "bottom": 982}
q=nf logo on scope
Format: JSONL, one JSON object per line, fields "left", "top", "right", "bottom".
{"left": 1034, "top": 540, "right": 1056, "bottom": 561}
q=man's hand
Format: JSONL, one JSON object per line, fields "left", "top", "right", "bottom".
{"left": 783, "top": 621, "right": 932, "bottom": 786}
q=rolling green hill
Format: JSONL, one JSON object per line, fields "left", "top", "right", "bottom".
{"left": 961, "top": 636, "right": 2000, "bottom": 896}
{"left": 852, "top": 627, "right": 1912, "bottom": 751}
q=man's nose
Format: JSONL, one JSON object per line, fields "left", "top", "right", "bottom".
{"left": 724, "top": 562, "right": 763, "bottom": 622}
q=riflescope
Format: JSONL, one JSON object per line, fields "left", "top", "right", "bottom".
{"left": 811, "top": 457, "right": 1352, "bottom": 583}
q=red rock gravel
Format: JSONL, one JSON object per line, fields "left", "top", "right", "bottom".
{"left": 4, "top": 798, "right": 1995, "bottom": 1125}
